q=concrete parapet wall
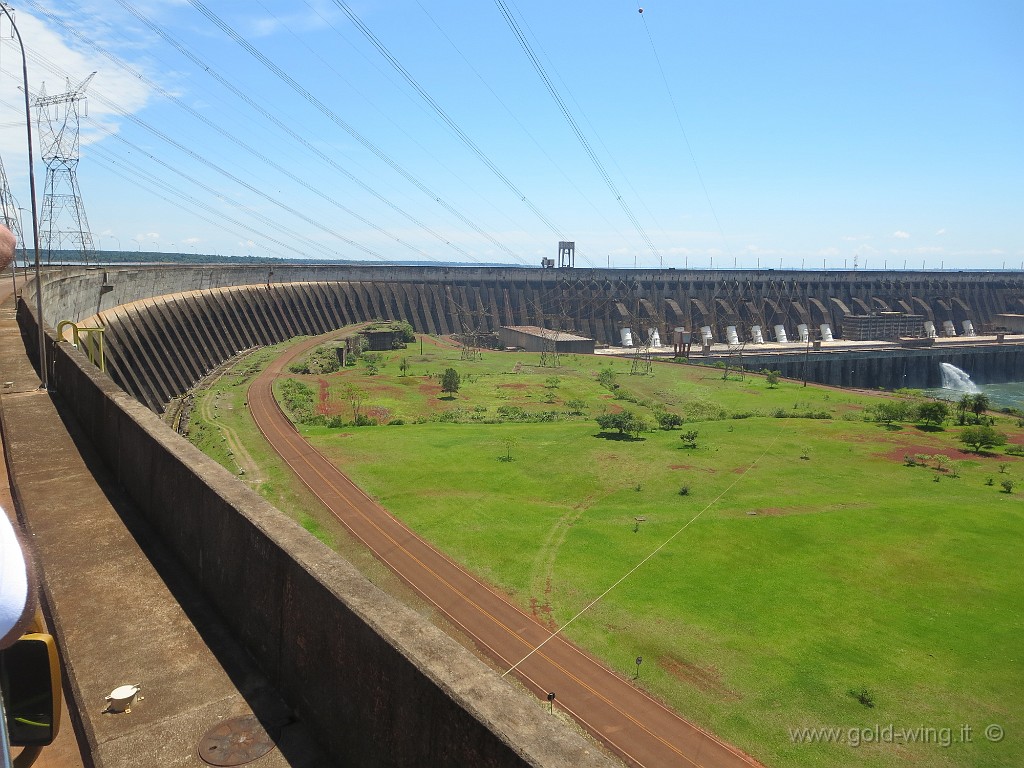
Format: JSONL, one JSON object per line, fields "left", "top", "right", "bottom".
{"left": 27, "top": 301, "right": 618, "bottom": 767}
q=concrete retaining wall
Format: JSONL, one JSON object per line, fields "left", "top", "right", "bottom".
{"left": 22, "top": 301, "right": 617, "bottom": 768}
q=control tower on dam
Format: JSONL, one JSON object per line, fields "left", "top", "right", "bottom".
{"left": 30, "top": 264, "right": 1024, "bottom": 411}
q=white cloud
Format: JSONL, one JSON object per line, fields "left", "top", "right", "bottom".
{"left": 0, "top": 9, "right": 153, "bottom": 165}
{"left": 893, "top": 231, "right": 910, "bottom": 240}
{"left": 842, "top": 234, "right": 871, "bottom": 242}
{"left": 935, "top": 228, "right": 946, "bottom": 236}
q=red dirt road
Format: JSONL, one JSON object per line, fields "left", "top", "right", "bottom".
{"left": 249, "top": 335, "right": 763, "bottom": 768}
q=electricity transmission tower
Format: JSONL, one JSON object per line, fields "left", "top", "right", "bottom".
{"left": 36, "top": 73, "right": 96, "bottom": 264}
{"left": 0, "top": 155, "right": 24, "bottom": 250}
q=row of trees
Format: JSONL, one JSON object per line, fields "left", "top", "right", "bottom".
{"left": 955, "top": 393, "right": 991, "bottom": 425}
{"left": 870, "top": 399, "right": 951, "bottom": 427}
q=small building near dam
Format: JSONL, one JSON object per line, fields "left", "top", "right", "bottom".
{"left": 498, "top": 326, "right": 595, "bottom": 354}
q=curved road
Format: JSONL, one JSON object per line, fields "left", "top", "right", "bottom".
{"left": 249, "top": 334, "right": 763, "bottom": 768}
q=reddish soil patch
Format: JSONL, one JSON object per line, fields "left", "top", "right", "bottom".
{"left": 317, "top": 378, "right": 331, "bottom": 415}
{"left": 879, "top": 443, "right": 970, "bottom": 463}
{"left": 658, "top": 656, "right": 740, "bottom": 701}
{"left": 497, "top": 383, "right": 530, "bottom": 390}
{"left": 529, "top": 578, "right": 557, "bottom": 630}
{"left": 668, "top": 464, "right": 716, "bottom": 474}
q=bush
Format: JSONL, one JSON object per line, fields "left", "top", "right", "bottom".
{"left": 848, "top": 686, "right": 875, "bottom": 708}
{"left": 596, "top": 410, "right": 647, "bottom": 437}
{"left": 959, "top": 425, "right": 1007, "bottom": 453}
{"left": 678, "top": 485, "right": 690, "bottom": 496}
{"left": 656, "top": 412, "right": 684, "bottom": 430}
{"left": 279, "top": 379, "right": 318, "bottom": 423}
{"left": 1001, "top": 479, "right": 1015, "bottom": 494}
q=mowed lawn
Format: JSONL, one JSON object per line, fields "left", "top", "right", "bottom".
{"left": 197, "top": 340, "right": 1024, "bottom": 768}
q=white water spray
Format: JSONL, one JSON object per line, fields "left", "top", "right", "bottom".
{"left": 939, "top": 363, "right": 979, "bottom": 393}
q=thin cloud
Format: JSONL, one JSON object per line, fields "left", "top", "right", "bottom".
{"left": 0, "top": 9, "right": 153, "bottom": 161}
{"left": 893, "top": 231, "right": 911, "bottom": 240}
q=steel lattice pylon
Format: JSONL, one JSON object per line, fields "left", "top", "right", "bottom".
{"left": 36, "top": 73, "right": 95, "bottom": 264}
{"left": 0, "top": 155, "right": 24, "bottom": 248}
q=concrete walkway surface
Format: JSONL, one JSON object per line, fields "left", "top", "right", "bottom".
{"left": 0, "top": 289, "right": 327, "bottom": 767}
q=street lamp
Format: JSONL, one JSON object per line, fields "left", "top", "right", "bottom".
{"left": 1, "top": 4, "right": 47, "bottom": 389}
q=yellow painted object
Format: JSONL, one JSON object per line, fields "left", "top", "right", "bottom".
{"left": 56, "top": 320, "right": 106, "bottom": 372}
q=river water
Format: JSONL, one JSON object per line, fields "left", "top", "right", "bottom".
{"left": 920, "top": 381, "right": 1024, "bottom": 410}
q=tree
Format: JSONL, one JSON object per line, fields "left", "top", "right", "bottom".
{"left": 762, "top": 369, "right": 781, "bottom": 388}
{"left": 958, "top": 424, "right": 1007, "bottom": 453}
{"left": 656, "top": 412, "right": 683, "bottom": 430}
{"left": 970, "top": 393, "right": 991, "bottom": 423}
{"left": 872, "top": 400, "right": 911, "bottom": 425}
{"left": 596, "top": 410, "right": 646, "bottom": 438}
{"left": 680, "top": 430, "right": 699, "bottom": 448}
{"left": 566, "top": 398, "right": 587, "bottom": 416}
{"left": 440, "top": 367, "right": 460, "bottom": 397}
{"left": 916, "top": 401, "right": 949, "bottom": 426}
{"left": 399, "top": 357, "right": 409, "bottom": 377}
{"left": 499, "top": 436, "right": 518, "bottom": 462}
{"left": 956, "top": 394, "right": 973, "bottom": 425}
{"left": 597, "top": 367, "right": 618, "bottom": 390}
{"left": 341, "top": 383, "right": 368, "bottom": 423}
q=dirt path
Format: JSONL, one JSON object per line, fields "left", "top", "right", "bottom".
{"left": 248, "top": 333, "right": 764, "bottom": 768}
{"left": 197, "top": 367, "right": 265, "bottom": 486}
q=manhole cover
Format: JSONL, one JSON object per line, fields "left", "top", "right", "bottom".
{"left": 198, "top": 715, "right": 278, "bottom": 766}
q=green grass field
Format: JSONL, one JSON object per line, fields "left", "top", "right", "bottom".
{"left": 189, "top": 337, "right": 1024, "bottom": 768}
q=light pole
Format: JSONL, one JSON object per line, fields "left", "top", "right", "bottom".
{"left": 132, "top": 238, "right": 141, "bottom": 252}
{"left": 110, "top": 235, "right": 121, "bottom": 253}
{"left": 1, "top": 4, "right": 47, "bottom": 389}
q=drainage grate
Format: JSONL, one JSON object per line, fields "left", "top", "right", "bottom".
{"left": 198, "top": 715, "right": 278, "bottom": 766}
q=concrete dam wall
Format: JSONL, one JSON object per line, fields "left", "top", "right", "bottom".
{"left": 34, "top": 265, "right": 1024, "bottom": 411}
{"left": 16, "top": 293, "right": 620, "bottom": 768}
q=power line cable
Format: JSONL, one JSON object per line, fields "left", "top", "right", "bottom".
{"left": 504, "top": 421, "right": 791, "bottom": 677}
{"left": 495, "top": 0, "right": 663, "bottom": 266}
{"left": 183, "top": 0, "right": 527, "bottom": 264}
{"left": 103, "top": 0, "right": 493, "bottom": 264}
{"left": 23, "top": 0, "right": 441, "bottom": 263}
{"left": 636, "top": 4, "right": 734, "bottom": 263}
{"left": 327, "top": 0, "right": 573, "bottom": 251}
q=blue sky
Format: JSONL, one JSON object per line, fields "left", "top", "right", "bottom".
{"left": 0, "top": 1, "right": 1020, "bottom": 269}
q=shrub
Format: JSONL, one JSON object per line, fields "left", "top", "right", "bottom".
{"left": 959, "top": 425, "right": 1007, "bottom": 453}
{"left": 596, "top": 410, "right": 647, "bottom": 437}
{"left": 678, "top": 485, "right": 690, "bottom": 496}
{"left": 656, "top": 412, "right": 684, "bottom": 430}
{"left": 1001, "top": 479, "right": 1015, "bottom": 494}
{"left": 566, "top": 398, "right": 587, "bottom": 416}
{"left": 848, "top": 686, "right": 875, "bottom": 708}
